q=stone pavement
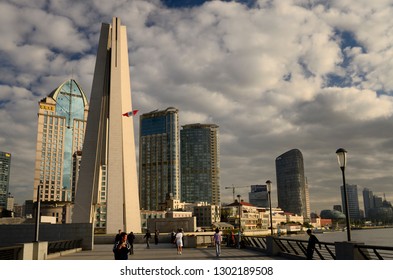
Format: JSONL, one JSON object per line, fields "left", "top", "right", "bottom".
{"left": 49, "top": 242, "right": 286, "bottom": 260}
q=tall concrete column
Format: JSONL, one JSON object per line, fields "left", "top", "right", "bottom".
{"left": 73, "top": 17, "right": 141, "bottom": 234}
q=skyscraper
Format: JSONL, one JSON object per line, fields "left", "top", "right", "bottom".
{"left": 139, "top": 107, "right": 180, "bottom": 210}
{"left": 33, "top": 79, "right": 88, "bottom": 203}
{"left": 248, "top": 185, "right": 268, "bottom": 208}
{"left": 275, "top": 149, "right": 309, "bottom": 218}
{"left": 341, "top": 184, "right": 361, "bottom": 220}
{"left": 0, "top": 151, "right": 11, "bottom": 209}
{"left": 180, "top": 123, "right": 220, "bottom": 205}
{"left": 73, "top": 17, "right": 141, "bottom": 234}
{"left": 363, "top": 188, "right": 374, "bottom": 218}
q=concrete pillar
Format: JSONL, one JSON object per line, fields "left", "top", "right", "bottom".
{"left": 33, "top": 241, "right": 48, "bottom": 260}
{"left": 19, "top": 243, "right": 34, "bottom": 260}
{"left": 266, "top": 236, "right": 282, "bottom": 256}
{"left": 335, "top": 241, "right": 366, "bottom": 260}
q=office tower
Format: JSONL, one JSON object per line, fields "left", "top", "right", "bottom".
{"left": 333, "top": 204, "right": 342, "bottom": 212}
{"left": 340, "top": 184, "right": 361, "bottom": 220}
{"left": 0, "top": 152, "right": 11, "bottom": 209}
{"left": 363, "top": 188, "right": 374, "bottom": 218}
{"left": 248, "top": 185, "right": 268, "bottom": 208}
{"left": 73, "top": 17, "right": 141, "bottom": 234}
{"left": 180, "top": 123, "right": 220, "bottom": 205}
{"left": 275, "top": 149, "right": 308, "bottom": 218}
{"left": 139, "top": 107, "right": 180, "bottom": 210}
{"left": 304, "top": 178, "right": 311, "bottom": 220}
{"left": 32, "top": 79, "right": 88, "bottom": 203}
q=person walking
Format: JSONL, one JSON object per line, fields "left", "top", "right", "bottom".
{"left": 113, "top": 232, "right": 131, "bottom": 260}
{"left": 127, "top": 231, "right": 136, "bottom": 255}
{"left": 154, "top": 230, "right": 159, "bottom": 245}
{"left": 306, "top": 229, "right": 321, "bottom": 259}
{"left": 144, "top": 229, "right": 152, "bottom": 249}
{"left": 175, "top": 228, "right": 184, "bottom": 255}
{"left": 213, "top": 228, "right": 222, "bottom": 257}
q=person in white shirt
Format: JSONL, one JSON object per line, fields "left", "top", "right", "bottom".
{"left": 213, "top": 228, "right": 222, "bottom": 257}
{"left": 175, "top": 228, "right": 184, "bottom": 255}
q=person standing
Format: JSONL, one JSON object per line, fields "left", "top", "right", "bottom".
{"left": 144, "top": 229, "right": 152, "bottom": 249}
{"left": 114, "top": 229, "right": 122, "bottom": 243}
{"left": 154, "top": 229, "right": 159, "bottom": 245}
{"left": 306, "top": 229, "right": 321, "bottom": 259}
{"left": 127, "top": 231, "right": 136, "bottom": 255}
{"left": 175, "top": 228, "right": 184, "bottom": 255}
{"left": 213, "top": 228, "right": 222, "bottom": 257}
{"left": 113, "top": 232, "right": 131, "bottom": 260}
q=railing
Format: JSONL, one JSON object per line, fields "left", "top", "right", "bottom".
{"left": 0, "top": 245, "right": 23, "bottom": 260}
{"left": 47, "top": 239, "right": 82, "bottom": 255}
{"left": 242, "top": 236, "right": 393, "bottom": 260}
{"left": 274, "top": 237, "right": 336, "bottom": 260}
{"left": 356, "top": 244, "right": 393, "bottom": 260}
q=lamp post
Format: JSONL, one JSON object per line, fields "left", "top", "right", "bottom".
{"left": 266, "top": 180, "right": 273, "bottom": 235}
{"left": 237, "top": 194, "right": 241, "bottom": 249}
{"left": 336, "top": 148, "right": 351, "bottom": 242}
{"left": 34, "top": 185, "right": 41, "bottom": 242}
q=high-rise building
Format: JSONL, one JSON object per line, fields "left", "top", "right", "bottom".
{"left": 248, "top": 185, "right": 268, "bottom": 208}
{"left": 32, "top": 79, "right": 88, "bottom": 203}
{"left": 275, "top": 149, "right": 309, "bottom": 218}
{"left": 0, "top": 151, "right": 12, "bottom": 209}
{"left": 139, "top": 107, "right": 180, "bottom": 210}
{"left": 363, "top": 188, "right": 374, "bottom": 218}
{"left": 73, "top": 17, "right": 141, "bottom": 234}
{"left": 340, "top": 184, "right": 361, "bottom": 221}
{"left": 180, "top": 123, "right": 220, "bottom": 205}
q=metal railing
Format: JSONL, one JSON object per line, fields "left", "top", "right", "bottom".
{"left": 0, "top": 245, "right": 23, "bottom": 260}
{"left": 242, "top": 236, "right": 393, "bottom": 260}
{"left": 47, "top": 239, "right": 82, "bottom": 254}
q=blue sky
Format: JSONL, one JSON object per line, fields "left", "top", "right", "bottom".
{"left": 1, "top": 0, "right": 393, "bottom": 213}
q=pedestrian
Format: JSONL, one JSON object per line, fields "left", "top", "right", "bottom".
{"left": 175, "top": 228, "right": 184, "bottom": 255}
{"left": 113, "top": 232, "right": 131, "bottom": 260}
{"left": 154, "top": 229, "right": 159, "bottom": 245}
{"left": 306, "top": 229, "right": 321, "bottom": 260}
{"left": 213, "top": 228, "right": 222, "bottom": 257}
{"left": 144, "top": 229, "right": 151, "bottom": 248}
{"left": 114, "top": 229, "right": 122, "bottom": 243}
{"left": 127, "top": 231, "right": 135, "bottom": 255}
{"left": 171, "top": 230, "right": 176, "bottom": 245}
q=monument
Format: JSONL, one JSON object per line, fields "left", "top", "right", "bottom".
{"left": 73, "top": 17, "right": 141, "bottom": 234}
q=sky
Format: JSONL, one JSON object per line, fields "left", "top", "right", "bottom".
{"left": 1, "top": 0, "right": 393, "bottom": 214}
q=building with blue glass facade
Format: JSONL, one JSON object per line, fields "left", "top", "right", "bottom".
{"left": 139, "top": 107, "right": 180, "bottom": 210}
{"left": 33, "top": 79, "right": 88, "bottom": 205}
{"left": 0, "top": 151, "right": 12, "bottom": 210}
{"left": 180, "top": 123, "right": 220, "bottom": 205}
{"left": 275, "top": 149, "right": 310, "bottom": 219}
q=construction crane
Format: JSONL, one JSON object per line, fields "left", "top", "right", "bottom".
{"left": 224, "top": 185, "right": 250, "bottom": 202}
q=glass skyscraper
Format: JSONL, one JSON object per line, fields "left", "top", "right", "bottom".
{"left": 0, "top": 151, "right": 11, "bottom": 209}
{"left": 275, "top": 149, "right": 309, "bottom": 218}
{"left": 180, "top": 123, "right": 220, "bottom": 205}
{"left": 341, "top": 184, "right": 361, "bottom": 220}
{"left": 139, "top": 107, "right": 180, "bottom": 210}
{"left": 33, "top": 79, "right": 88, "bottom": 203}
{"left": 248, "top": 185, "right": 268, "bottom": 208}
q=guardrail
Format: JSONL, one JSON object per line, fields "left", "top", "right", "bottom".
{"left": 47, "top": 239, "right": 82, "bottom": 254}
{"left": 0, "top": 245, "right": 23, "bottom": 260}
{"left": 242, "top": 236, "right": 393, "bottom": 260}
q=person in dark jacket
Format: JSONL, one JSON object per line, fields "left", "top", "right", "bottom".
{"left": 113, "top": 232, "right": 131, "bottom": 260}
{"left": 306, "top": 229, "right": 321, "bottom": 259}
{"left": 127, "top": 231, "right": 136, "bottom": 255}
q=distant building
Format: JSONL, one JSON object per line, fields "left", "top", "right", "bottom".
{"left": 340, "top": 184, "right": 361, "bottom": 221}
{"left": 363, "top": 188, "right": 374, "bottom": 218}
{"left": 248, "top": 185, "right": 268, "bottom": 208}
{"left": 33, "top": 79, "right": 88, "bottom": 203}
{"left": 0, "top": 152, "right": 12, "bottom": 209}
{"left": 180, "top": 123, "right": 220, "bottom": 205}
{"left": 275, "top": 149, "right": 309, "bottom": 218}
{"left": 333, "top": 205, "right": 342, "bottom": 212}
{"left": 139, "top": 108, "right": 180, "bottom": 210}
{"left": 193, "top": 205, "right": 220, "bottom": 227}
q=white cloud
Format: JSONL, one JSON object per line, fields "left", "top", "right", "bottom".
{"left": 1, "top": 0, "right": 393, "bottom": 212}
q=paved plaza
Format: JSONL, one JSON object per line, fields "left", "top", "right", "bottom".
{"left": 49, "top": 243, "right": 286, "bottom": 260}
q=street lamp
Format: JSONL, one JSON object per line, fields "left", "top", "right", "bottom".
{"left": 237, "top": 194, "right": 241, "bottom": 249}
{"left": 34, "top": 185, "right": 41, "bottom": 242}
{"left": 336, "top": 148, "right": 351, "bottom": 242}
{"left": 266, "top": 180, "right": 273, "bottom": 235}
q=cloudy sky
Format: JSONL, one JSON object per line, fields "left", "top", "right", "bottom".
{"left": 1, "top": 0, "right": 393, "bottom": 214}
